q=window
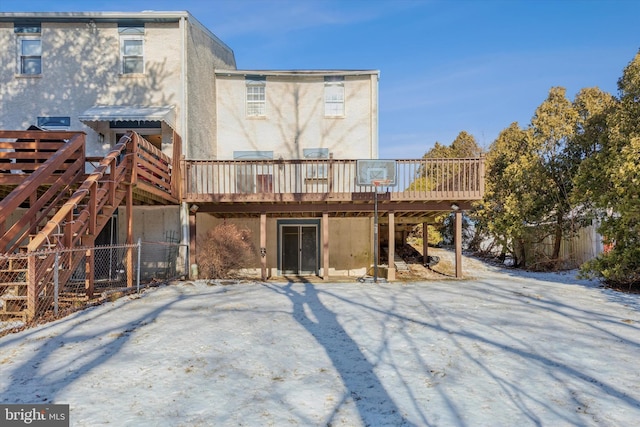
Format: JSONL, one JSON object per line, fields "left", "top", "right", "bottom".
{"left": 119, "top": 25, "right": 144, "bottom": 74}
{"left": 15, "top": 24, "right": 42, "bottom": 75}
{"left": 246, "top": 76, "right": 266, "bottom": 117}
{"left": 303, "top": 148, "right": 329, "bottom": 179}
{"left": 37, "top": 116, "right": 70, "bottom": 130}
{"left": 324, "top": 76, "right": 344, "bottom": 117}
{"left": 233, "top": 151, "right": 273, "bottom": 193}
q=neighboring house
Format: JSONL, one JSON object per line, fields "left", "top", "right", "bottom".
{"left": 0, "top": 11, "right": 235, "bottom": 272}
{"left": 0, "top": 11, "right": 485, "bottom": 289}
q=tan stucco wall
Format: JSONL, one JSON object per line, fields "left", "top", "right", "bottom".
{"left": 214, "top": 73, "right": 378, "bottom": 160}
{"left": 193, "top": 214, "right": 371, "bottom": 277}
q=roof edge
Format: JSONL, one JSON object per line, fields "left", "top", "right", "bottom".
{"left": 215, "top": 69, "right": 380, "bottom": 77}
{"left": 0, "top": 11, "right": 191, "bottom": 22}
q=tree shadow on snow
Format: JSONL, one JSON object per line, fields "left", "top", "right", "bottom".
{"left": 266, "top": 279, "right": 416, "bottom": 427}
{"left": 0, "top": 286, "right": 201, "bottom": 405}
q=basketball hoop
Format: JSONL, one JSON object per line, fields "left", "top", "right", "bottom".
{"left": 372, "top": 179, "right": 391, "bottom": 192}
{"left": 371, "top": 179, "right": 392, "bottom": 284}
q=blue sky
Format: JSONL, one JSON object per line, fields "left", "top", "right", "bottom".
{"left": 2, "top": 0, "right": 639, "bottom": 158}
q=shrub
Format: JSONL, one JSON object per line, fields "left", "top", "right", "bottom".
{"left": 197, "top": 223, "right": 257, "bottom": 279}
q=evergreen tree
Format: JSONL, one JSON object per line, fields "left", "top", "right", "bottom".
{"left": 529, "top": 87, "right": 579, "bottom": 261}
{"left": 476, "top": 87, "right": 606, "bottom": 268}
{"left": 474, "top": 123, "right": 535, "bottom": 265}
{"left": 578, "top": 52, "right": 640, "bottom": 287}
{"left": 424, "top": 132, "right": 482, "bottom": 246}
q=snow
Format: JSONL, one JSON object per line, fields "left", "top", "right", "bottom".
{"left": 1, "top": 253, "right": 639, "bottom": 426}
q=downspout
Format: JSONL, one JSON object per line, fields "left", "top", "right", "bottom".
{"left": 179, "top": 14, "right": 190, "bottom": 276}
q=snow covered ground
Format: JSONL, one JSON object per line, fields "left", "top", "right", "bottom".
{"left": 1, "top": 254, "right": 639, "bottom": 426}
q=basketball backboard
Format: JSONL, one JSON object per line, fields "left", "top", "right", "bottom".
{"left": 356, "top": 159, "right": 397, "bottom": 186}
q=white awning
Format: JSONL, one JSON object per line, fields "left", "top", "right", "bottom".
{"left": 78, "top": 105, "right": 176, "bottom": 130}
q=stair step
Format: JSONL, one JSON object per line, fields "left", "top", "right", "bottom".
{"left": 394, "top": 256, "right": 410, "bottom": 272}
{"left": 2, "top": 295, "right": 27, "bottom": 301}
{"left": 1, "top": 296, "right": 27, "bottom": 312}
{"left": 0, "top": 311, "right": 27, "bottom": 321}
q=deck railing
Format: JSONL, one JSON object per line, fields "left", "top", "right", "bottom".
{"left": 183, "top": 157, "right": 485, "bottom": 202}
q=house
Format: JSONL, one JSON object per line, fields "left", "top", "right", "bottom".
{"left": 0, "top": 11, "right": 484, "bottom": 320}
{"left": 197, "top": 69, "right": 381, "bottom": 278}
{"left": 0, "top": 10, "right": 235, "bottom": 275}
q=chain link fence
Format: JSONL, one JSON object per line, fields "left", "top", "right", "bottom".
{"left": 0, "top": 240, "right": 187, "bottom": 335}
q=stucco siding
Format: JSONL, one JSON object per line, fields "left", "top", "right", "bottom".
{"left": 215, "top": 73, "right": 378, "bottom": 160}
{"left": 0, "top": 20, "right": 183, "bottom": 157}
{"left": 185, "top": 19, "right": 236, "bottom": 160}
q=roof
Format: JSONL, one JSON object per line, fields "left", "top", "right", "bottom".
{"left": 0, "top": 11, "right": 190, "bottom": 23}
{"left": 0, "top": 11, "right": 233, "bottom": 55}
{"left": 215, "top": 70, "right": 380, "bottom": 78}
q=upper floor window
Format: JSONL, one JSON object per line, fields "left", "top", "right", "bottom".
{"left": 233, "top": 150, "right": 274, "bottom": 193}
{"left": 15, "top": 24, "right": 42, "bottom": 75}
{"left": 324, "top": 76, "right": 344, "bottom": 117}
{"left": 119, "top": 25, "right": 144, "bottom": 74}
{"left": 246, "top": 76, "right": 266, "bottom": 117}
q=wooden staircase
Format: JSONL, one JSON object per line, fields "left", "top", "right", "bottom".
{"left": 0, "top": 130, "right": 177, "bottom": 322}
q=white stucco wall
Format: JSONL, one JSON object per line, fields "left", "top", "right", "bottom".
{"left": 116, "top": 206, "right": 184, "bottom": 276}
{"left": 117, "top": 206, "right": 181, "bottom": 243}
{"left": 0, "top": 14, "right": 236, "bottom": 162}
{"left": 214, "top": 73, "right": 379, "bottom": 160}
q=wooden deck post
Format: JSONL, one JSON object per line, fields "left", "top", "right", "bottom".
{"left": 387, "top": 211, "right": 395, "bottom": 281}
{"left": 260, "top": 213, "right": 267, "bottom": 280}
{"left": 126, "top": 184, "right": 134, "bottom": 288}
{"left": 26, "top": 255, "right": 37, "bottom": 321}
{"left": 85, "top": 240, "right": 95, "bottom": 297}
{"left": 189, "top": 211, "right": 196, "bottom": 278}
{"left": 322, "top": 211, "right": 329, "bottom": 280}
{"left": 422, "top": 222, "right": 429, "bottom": 265}
{"left": 455, "top": 210, "right": 462, "bottom": 278}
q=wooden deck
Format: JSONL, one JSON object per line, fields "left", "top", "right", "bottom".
{"left": 182, "top": 157, "right": 485, "bottom": 222}
{"left": 0, "top": 129, "right": 485, "bottom": 319}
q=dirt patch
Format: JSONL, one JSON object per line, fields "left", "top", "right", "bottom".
{"left": 393, "top": 245, "right": 489, "bottom": 282}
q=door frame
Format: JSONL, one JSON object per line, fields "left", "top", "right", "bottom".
{"left": 277, "top": 219, "right": 321, "bottom": 276}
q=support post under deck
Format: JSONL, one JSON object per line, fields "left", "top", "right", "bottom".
{"left": 322, "top": 212, "right": 329, "bottom": 280}
{"left": 455, "top": 210, "right": 463, "bottom": 278}
{"left": 260, "top": 213, "right": 267, "bottom": 281}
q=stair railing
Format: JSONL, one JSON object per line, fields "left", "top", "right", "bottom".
{"left": 25, "top": 132, "right": 135, "bottom": 320}
{"left": 0, "top": 133, "right": 86, "bottom": 254}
